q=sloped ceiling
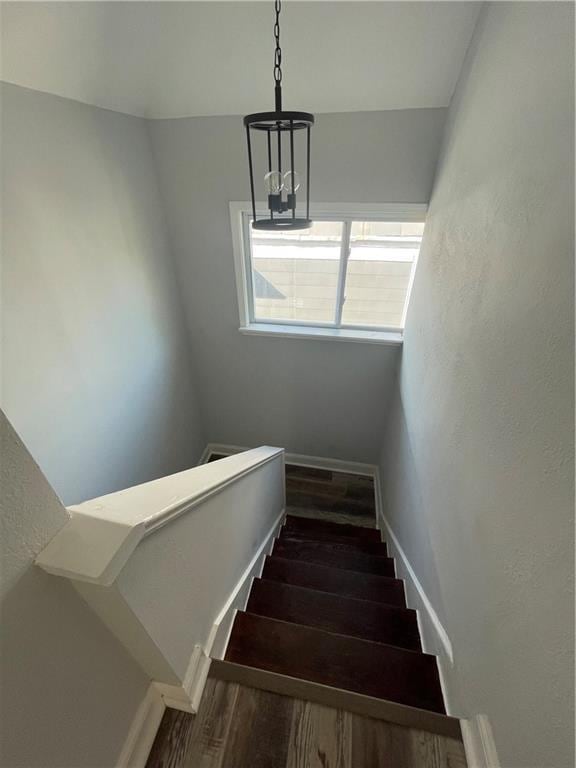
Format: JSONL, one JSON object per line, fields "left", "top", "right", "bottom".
{"left": 1, "top": 1, "right": 482, "bottom": 118}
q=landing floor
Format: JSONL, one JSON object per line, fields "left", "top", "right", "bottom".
{"left": 209, "top": 453, "right": 377, "bottom": 528}
{"left": 146, "top": 678, "right": 466, "bottom": 768}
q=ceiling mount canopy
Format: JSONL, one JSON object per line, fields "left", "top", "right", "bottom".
{"left": 244, "top": 0, "right": 314, "bottom": 231}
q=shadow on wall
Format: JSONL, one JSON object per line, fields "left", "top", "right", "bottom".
{"left": 0, "top": 412, "right": 149, "bottom": 768}
{"left": 1, "top": 83, "right": 206, "bottom": 508}
{"left": 254, "top": 270, "right": 286, "bottom": 300}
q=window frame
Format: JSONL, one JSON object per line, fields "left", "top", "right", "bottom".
{"left": 230, "top": 202, "right": 427, "bottom": 345}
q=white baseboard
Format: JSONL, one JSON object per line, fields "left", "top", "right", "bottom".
{"left": 197, "top": 443, "right": 215, "bottom": 465}
{"left": 206, "top": 507, "right": 286, "bottom": 660}
{"left": 377, "top": 509, "right": 454, "bottom": 663}
{"left": 376, "top": 470, "right": 503, "bottom": 765}
{"left": 199, "top": 443, "right": 244, "bottom": 463}
{"left": 375, "top": 473, "right": 502, "bottom": 768}
{"left": 116, "top": 683, "right": 165, "bottom": 768}
{"left": 200, "top": 443, "right": 377, "bottom": 478}
{"left": 284, "top": 451, "right": 375, "bottom": 477}
{"left": 152, "top": 644, "right": 211, "bottom": 713}
{"left": 149, "top": 507, "right": 286, "bottom": 721}
{"left": 461, "top": 715, "right": 500, "bottom": 768}
{"left": 374, "top": 470, "right": 454, "bottom": 664}
{"left": 185, "top": 645, "right": 212, "bottom": 712}
{"left": 374, "top": 468, "right": 457, "bottom": 719}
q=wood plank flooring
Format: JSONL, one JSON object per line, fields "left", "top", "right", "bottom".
{"left": 146, "top": 707, "right": 196, "bottom": 768}
{"left": 207, "top": 453, "right": 377, "bottom": 528}
{"left": 285, "top": 465, "right": 376, "bottom": 528}
{"left": 146, "top": 680, "right": 466, "bottom": 768}
{"left": 285, "top": 466, "right": 375, "bottom": 507}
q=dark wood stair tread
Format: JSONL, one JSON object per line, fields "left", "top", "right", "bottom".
{"left": 210, "top": 660, "right": 462, "bottom": 740}
{"left": 262, "top": 556, "right": 406, "bottom": 607}
{"left": 279, "top": 532, "right": 388, "bottom": 557}
{"left": 272, "top": 539, "right": 395, "bottom": 577}
{"left": 247, "top": 578, "right": 421, "bottom": 650}
{"left": 284, "top": 515, "right": 380, "bottom": 541}
{"left": 225, "top": 612, "right": 445, "bottom": 714}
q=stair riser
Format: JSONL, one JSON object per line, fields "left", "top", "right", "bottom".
{"left": 284, "top": 515, "right": 381, "bottom": 542}
{"left": 272, "top": 541, "right": 395, "bottom": 577}
{"left": 248, "top": 579, "right": 421, "bottom": 650}
{"left": 210, "top": 661, "right": 463, "bottom": 740}
{"left": 226, "top": 612, "right": 445, "bottom": 714}
{"left": 279, "top": 531, "right": 388, "bottom": 557}
{"left": 287, "top": 491, "right": 375, "bottom": 517}
{"left": 262, "top": 557, "right": 406, "bottom": 607}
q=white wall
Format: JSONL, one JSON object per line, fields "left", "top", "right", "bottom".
{"left": 148, "top": 109, "right": 446, "bottom": 462}
{"left": 1, "top": 83, "right": 205, "bottom": 505}
{"left": 0, "top": 410, "right": 150, "bottom": 768}
{"left": 112, "top": 452, "right": 285, "bottom": 678}
{"left": 379, "top": 4, "right": 574, "bottom": 766}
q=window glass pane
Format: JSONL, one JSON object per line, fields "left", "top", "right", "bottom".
{"left": 251, "top": 221, "right": 343, "bottom": 324}
{"left": 341, "top": 221, "right": 424, "bottom": 329}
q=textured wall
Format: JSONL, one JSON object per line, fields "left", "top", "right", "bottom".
{"left": 148, "top": 109, "right": 446, "bottom": 462}
{"left": 379, "top": 4, "right": 574, "bottom": 766}
{"left": 1, "top": 83, "right": 205, "bottom": 505}
{"left": 0, "top": 411, "right": 149, "bottom": 768}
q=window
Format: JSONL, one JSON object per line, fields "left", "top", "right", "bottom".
{"left": 231, "top": 203, "right": 427, "bottom": 344}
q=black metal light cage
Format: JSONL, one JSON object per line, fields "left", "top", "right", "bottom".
{"left": 244, "top": 106, "right": 314, "bottom": 231}
{"left": 244, "top": 0, "right": 314, "bottom": 231}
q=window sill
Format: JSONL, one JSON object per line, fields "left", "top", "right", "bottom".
{"left": 239, "top": 323, "right": 403, "bottom": 346}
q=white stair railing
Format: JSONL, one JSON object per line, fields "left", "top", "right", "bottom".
{"left": 36, "top": 446, "right": 286, "bottom": 712}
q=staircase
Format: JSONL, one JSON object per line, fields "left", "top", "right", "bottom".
{"left": 212, "top": 512, "right": 461, "bottom": 739}
{"left": 142, "top": 464, "right": 465, "bottom": 765}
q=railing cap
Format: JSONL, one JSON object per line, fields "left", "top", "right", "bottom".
{"left": 35, "top": 446, "right": 284, "bottom": 585}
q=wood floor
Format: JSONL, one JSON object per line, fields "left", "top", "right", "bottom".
{"left": 146, "top": 707, "right": 196, "bottom": 768}
{"left": 284, "top": 465, "right": 377, "bottom": 529}
{"left": 146, "top": 679, "right": 467, "bottom": 768}
{"left": 208, "top": 454, "right": 377, "bottom": 528}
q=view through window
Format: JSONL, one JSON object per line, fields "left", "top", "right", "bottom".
{"left": 248, "top": 218, "right": 425, "bottom": 330}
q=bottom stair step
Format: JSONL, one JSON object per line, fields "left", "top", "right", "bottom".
{"left": 225, "top": 612, "right": 446, "bottom": 714}
{"left": 209, "top": 659, "right": 462, "bottom": 740}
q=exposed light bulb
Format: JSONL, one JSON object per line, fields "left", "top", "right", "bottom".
{"left": 283, "top": 171, "right": 301, "bottom": 192}
{"left": 264, "top": 171, "right": 284, "bottom": 195}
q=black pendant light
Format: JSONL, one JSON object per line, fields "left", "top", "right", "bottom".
{"left": 244, "top": 0, "right": 314, "bottom": 231}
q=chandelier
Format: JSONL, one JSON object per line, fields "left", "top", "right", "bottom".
{"left": 244, "top": 0, "right": 314, "bottom": 231}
